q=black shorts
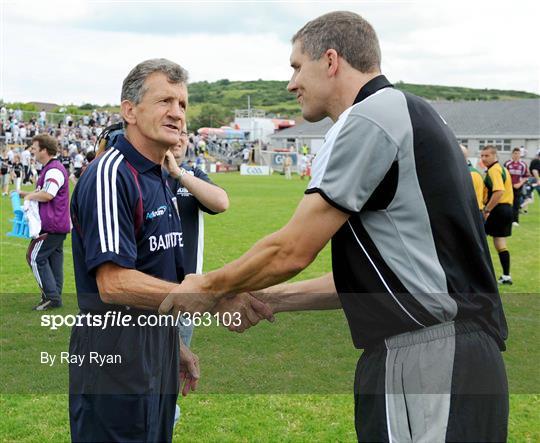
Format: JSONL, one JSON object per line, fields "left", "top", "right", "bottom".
{"left": 354, "top": 320, "right": 508, "bottom": 442}
{"left": 69, "top": 310, "right": 179, "bottom": 442}
{"left": 485, "top": 203, "right": 512, "bottom": 237}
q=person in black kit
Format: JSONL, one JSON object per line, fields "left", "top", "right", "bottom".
{"left": 58, "top": 148, "right": 72, "bottom": 174}
{"left": 0, "top": 150, "right": 10, "bottom": 196}
{"left": 530, "top": 150, "right": 540, "bottom": 196}
{"left": 11, "top": 154, "right": 24, "bottom": 192}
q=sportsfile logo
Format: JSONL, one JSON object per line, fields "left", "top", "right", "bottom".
{"left": 146, "top": 205, "right": 167, "bottom": 220}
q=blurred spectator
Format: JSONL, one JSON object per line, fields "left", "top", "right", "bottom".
{"left": 1, "top": 149, "right": 10, "bottom": 195}
{"left": 504, "top": 147, "right": 529, "bottom": 226}
{"left": 21, "top": 145, "right": 32, "bottom": 184}
{"left": 11, "top": 154, "right": 23, "bottom": 192}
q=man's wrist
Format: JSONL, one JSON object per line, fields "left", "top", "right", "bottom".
{"left": 176, "top": 167, "right": 187, "bottom": 184}
{"left": 251, "top": 288, "right": 281, "bottom": 313}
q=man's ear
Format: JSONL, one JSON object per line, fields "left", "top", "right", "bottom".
{"left": 325, "top": 49, "right": 339, "bottom": 77}
{"left": 121, "top": 100, "right": 137, "bottom": 125}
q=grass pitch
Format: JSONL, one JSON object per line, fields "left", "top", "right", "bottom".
{"left": 0, "top": 173, "right": 538, "bottom": 442}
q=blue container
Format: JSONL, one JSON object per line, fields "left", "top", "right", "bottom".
{"left": 7, "top": 192, "right": 30, "bottom": 239}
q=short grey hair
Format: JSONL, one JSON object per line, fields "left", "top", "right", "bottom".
{"left": 292, "top": 11, "right": 381, "bottom": 73}
{"left": 121, "top": 58, "right": 189, "bottom": 104}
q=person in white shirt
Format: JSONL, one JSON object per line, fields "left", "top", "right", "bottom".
{"left": 20, "top": 146, "right": 32, "bottom": 184}
{"left": 6, "top": 147, "right": 15, "bottom": 163}
{"left": 39, "top": 109, "right": 46, "bottom": 127}
{"left": 70, "top": 151, "right": 85, "bottom": 184}
{"left": 13, "top": 123, "right": 21, "bottom": 145}
{"left": 242, "top": 147, "right": 250, "bottom": 163}
{"left": 20, "top": 125, "right": 27, "bottom": 143}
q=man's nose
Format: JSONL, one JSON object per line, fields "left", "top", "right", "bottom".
{"left": 287, "top": 78, "right": 297, "bottom": 93}
{"left": 169, "top": 102, "right": 183, "bottom": 120}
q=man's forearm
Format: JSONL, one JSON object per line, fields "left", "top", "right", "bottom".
{"left": 180, "top": 173, "right": 229, "bottom": 213}
{"left": 485, "top": 190, "right": 503, "bottom": 212}
{"left": 255, "top": 273, "right": 341, "bottom": 313}
{"left": 204, "top": 229, "right": 313, "bottom": 298}
{"left": 201, "top": 195, "right": 349, "bottom": 299}
{"left": 23, "top": 190, "right": 53, "bottom": 202}
{"left": 96, "top": 263, "right": 177, "bottom": 310}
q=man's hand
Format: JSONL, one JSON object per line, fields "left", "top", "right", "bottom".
{"left": 179, "top": 341, "right": 199, "bottom": 397}
{"left": 212, "top": 293, "right": 274, "bottom": 333}
{"left": 159, "top": 274, "right": 219, "bottom": 316}
{"left": 163, "top": 151, "right": 181, "bottom": 178}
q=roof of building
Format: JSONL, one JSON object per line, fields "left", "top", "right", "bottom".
{"left": 270, "top": 98, "right": 540, "bottom": 139}
{"left": 27, "top": 102, "right": 59, "bottom": 112}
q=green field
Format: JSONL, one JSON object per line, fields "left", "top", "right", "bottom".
{"left": 0, "top": 173, "right": 539, "bottom": 442}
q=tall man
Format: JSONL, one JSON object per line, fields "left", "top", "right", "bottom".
{"left": 481, "top": 145, "right": 514, "bottom": 284}
{"left": 69, "top": 59, "right": 266, "bottom": 442}
{"left": 504, "top": 147, "right": 529, "bottom": 226}
{"left": 160, "top": 12, "right": 509, "bottom": 442}
{"left": 19, "top": 134, "right": 70, "bottom": 310}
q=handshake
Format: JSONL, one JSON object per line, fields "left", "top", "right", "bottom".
{"left": 158, "top": 274, "right": 276, "bottom": 333}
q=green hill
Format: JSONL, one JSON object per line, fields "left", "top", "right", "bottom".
{"left": 186, "top": 79, "right": 539, "bottom": 127}
{"left": 3, "top": 80, "right": 538, "bottom": 129}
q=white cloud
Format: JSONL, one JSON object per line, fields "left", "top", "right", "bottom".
{"left": 1, "top": 0, "right": 539, "bottom": 105}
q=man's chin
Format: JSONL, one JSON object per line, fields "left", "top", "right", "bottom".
{"left": 302, "top": 110, "right": 326, "bottom": 123}
{"left": 159, "top": 135, "right": 181, "bottom": 148}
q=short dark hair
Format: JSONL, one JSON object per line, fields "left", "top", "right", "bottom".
{"left": 512, "top": 148, "right": 521, "bottom": 153}
{"left": 481, "top": 145, "right": 498, "bottom": 154}
{"left": 292, "top": 11, "right": 381, "bottom": 73}
{"left": 32, "top": 134, "right": 58, "bottom": 156}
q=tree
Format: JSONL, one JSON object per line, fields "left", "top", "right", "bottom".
{"left": 190, "top": 104, "right": 232, "bottom": 129}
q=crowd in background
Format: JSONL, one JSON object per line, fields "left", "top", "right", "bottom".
{"left": 0, "top": 106, "right": 123, "bottom": 194}
{"left": 0, "top": 105, "right": 265, "bottom": 193}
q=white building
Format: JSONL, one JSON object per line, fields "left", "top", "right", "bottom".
{"left": 270, "top": 99, "right": 540, "bottom": 161}
{"left": 234, "top": 109, "right": 295, "bottom": 143}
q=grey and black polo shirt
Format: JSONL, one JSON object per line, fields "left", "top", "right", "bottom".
{"left": 306, "top": 75, "right": 507, "bottom": 350}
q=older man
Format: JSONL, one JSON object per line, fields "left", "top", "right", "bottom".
{"left": 69, "top": 59, "right": 269, "bottom": 442}
{"left": 160, "top": 12, "right": 509, "bottom": 442}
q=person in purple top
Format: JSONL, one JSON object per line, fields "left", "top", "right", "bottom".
{"left": 19, "top": 134, "right": 70, "bottom": 310}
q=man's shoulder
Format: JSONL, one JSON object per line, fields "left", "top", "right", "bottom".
{"left": 78, "top": 149, "right": 134, "bottom": 186}
{"left": 346, "top": 87, "right": 417, "bottom": 138}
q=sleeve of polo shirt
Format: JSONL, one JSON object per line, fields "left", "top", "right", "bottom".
{"left": 193, "top": 167, "right": 219, "bottom": 214}
{"left": 42, "top": 168, "right": 65, "bottom": 197}
{"left": 488, "top": 166, "right": 505, "bottom": 192}
{"left": 76, "top": 156, "right": 138, "bottom": 273}
{"left": 306, "top": 114, "right": 398, "bottom": 213}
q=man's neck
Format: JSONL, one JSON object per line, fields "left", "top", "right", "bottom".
{"left": 124, "top": 128, "right": 168, "bottom": 165}
{"left": 42, "top": 155, "right": 53, "bottom": 165}
{"left": 327, "top": 71, "right": 382, "bottom": 121}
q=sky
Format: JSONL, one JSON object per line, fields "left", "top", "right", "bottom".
{"left": 1, "top": 0, "right": 539, "bottom": 105}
